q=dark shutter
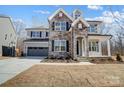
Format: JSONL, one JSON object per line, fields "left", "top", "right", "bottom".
{"left": 66, "top": 40, "right": 69, "bottom": 52}
{"left": 40, "top": 32, "right": 42, "bottom": 37}
{"left": 31, "top": 31, "right": 32, "bottom": 37}
{"left": 66, "top": 22, "right": 69, "bottom": 31}
{"left": 52, "top": 22, "right": 55, "bottom": 31}
{"left": 46, "top": 32, "right": 48, "bottom": 37}
{"left": 52, "top": 40, "right": 54, "bottom": 51}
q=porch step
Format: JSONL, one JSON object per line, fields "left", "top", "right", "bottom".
{"left": 78, "top": 57, "right": 90, "bottom": 62}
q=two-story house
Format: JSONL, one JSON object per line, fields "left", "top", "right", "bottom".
{"left": 23, "top": 27, "right": 49, "bottom": 56}
{"left": 48, "top": 8, "right": 112, "bottom": 59}
{"left": 0, "top": 15, "right": 16, "bottom": 57}
{"left": 24, "top": 8, "right": 112, "bottom": 58}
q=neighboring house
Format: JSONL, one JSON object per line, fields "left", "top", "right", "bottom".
{"left": 24, "top": 8, "right": 112, "bottom": 58}
{"left": 23, "top": 27, "right": 49, "bottom": 56}
{"left": 0, "top": 15, "right": 17, "bottom": 56}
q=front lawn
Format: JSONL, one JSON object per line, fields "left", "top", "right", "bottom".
{"left": 1, "top": 64, "right": 124, "bottom": 87}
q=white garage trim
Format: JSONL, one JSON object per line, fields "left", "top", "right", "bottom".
{"left": 23, "top": 42, "right": 48, "bottom": 56}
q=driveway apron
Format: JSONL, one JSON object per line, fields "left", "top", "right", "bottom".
{"left": 0, "top": 57, "right": 43, "bottom": 85}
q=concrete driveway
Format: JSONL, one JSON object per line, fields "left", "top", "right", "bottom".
{"left": 0, "top": 57, "right": 43, "bottom": 85}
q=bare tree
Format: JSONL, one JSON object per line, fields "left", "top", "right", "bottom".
{"left": 108, "top": 6, "right": 124, "bottom": 55}
{"left": 13, "top": 19, "right": 26, "bottom": 56}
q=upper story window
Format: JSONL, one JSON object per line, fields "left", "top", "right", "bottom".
{"left": 55, "top": 21, "right": 66, "bottom": 31}
{"left": 41, "top": 32, "right": 48, "bottom": 38}
{"left": 32, "top": 31, "right": 40, "bottom": 38}
{"left": 5, "top": 34, "right": 7, "bottom": 40}
{"left": 89, "top": 24, "right": 97, "bottom": 33}
{"left": 31, "top": 31, "right": 49, "bottom": 38}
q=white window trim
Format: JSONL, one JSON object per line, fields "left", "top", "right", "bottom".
{"left": 31, "top": 31, "right": 48, "bottom": 38}
{"left": 32, "top": 31, "right": 40, "bottom": 38}
{"left": 89, "top": 25, "right": 97, "bottom": 33}
{"left": 89, "top": 41, "right": 99, "bottom": 52}
{"left": 55, "top": 21, "right": 66, "bottom": 31}
{"left": 54, "top": 40, "right": 66, "bottom": 52}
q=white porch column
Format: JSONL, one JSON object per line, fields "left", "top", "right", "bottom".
{"left": 99, "top": 41, "right": 102, "bottom": 56}
{"left": 84, "top": 37, "right": 86, "bottom": 56}
{"left": 107, "top": 39, "right": 111, "bottom": 56}
{"left": 82, "top": 39, "right": 84, "bottom": 56}
{"left": 73, "top": 37, "right": 77, "bottom": 59}
{"left": 25, "top": 46, "right": 27, "bottom": 56}
{"left": 84, "top": 37, "right": 89, "bottom": 57}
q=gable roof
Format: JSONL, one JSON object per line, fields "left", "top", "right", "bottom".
{"left": 25, "top": 26, "right": 49, "bottom": 31}
{"left": 48, "top": 8, "right": 73, "bottom": 21}
{"left": 71, "top": 17, "right": 89, "bottom": 27}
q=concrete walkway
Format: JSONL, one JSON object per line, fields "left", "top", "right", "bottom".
{"left": 0, "top": 57, "right": 43, "bottom": 85}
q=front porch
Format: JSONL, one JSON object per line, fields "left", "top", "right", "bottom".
{"left": 75, "top": 35, "right": 112, "bottom": 58}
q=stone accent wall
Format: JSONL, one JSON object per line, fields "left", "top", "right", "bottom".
{"left": 48, "top": 11, "right": 73, "bottom": 58}
{"left": 48, "top": 11, "right": 89, "bottom": 58}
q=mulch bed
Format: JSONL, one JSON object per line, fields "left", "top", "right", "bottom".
{"left": 41, "top": 59, "right": 79, "bottom": 63}
{"left": 90, "top": 58, "right": 124, "bottom": 64}
{"left": 42, "top": 58, "right": 124, "bottom": 64}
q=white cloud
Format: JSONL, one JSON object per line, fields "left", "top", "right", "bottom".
{"left": 85, "top": 10, "right": 124, "bottom": 35}
{"left": 85, "top": 16, "right": 113, "bottom": 24}
{"left": 86, "top": 10, "right": 124, "bottom": 24}
{"left": 102, "top": 11, "right": 121, "bottom": 17}
{"left": 13, "top": 19, "right": 25, "bottom": 24}
{"left": 54, "top": 5, "right": 60, "bottom": 7}
{"left": 87, "top": 5, "right": 103, "bottom": 10}
{"left": 33, "top": 10, "right": 50, "bottom": 14}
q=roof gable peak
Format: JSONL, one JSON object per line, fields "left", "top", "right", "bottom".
{"left": 48, "top": 8, "right": 73, "bottom": 21}
{"left": 72, "top": 17, "right": 89, "bottom": 27}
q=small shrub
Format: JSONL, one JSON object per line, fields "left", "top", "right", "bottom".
{"left": 74, "top": 58, "right": 78, "bottom": 61}
{"left": 49, "top": 55, "right": 55, "bottom": 59}
{"left": 100, "top": 58, "right": 104, "bottom": 61}
{"left": 107, "top": 57, "right": 114, "bottom": 62}
{"left": 116, "top": 54, "right": 123, "bottom": 62}
{"left": 65, "top": 53, "right": 72, "bottom": 60}
{"left": 90, "top": 58, "right": 95, "bottom": 62}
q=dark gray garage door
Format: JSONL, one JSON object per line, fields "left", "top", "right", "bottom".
{"left": 27, "top": 47, "right": 48, "bottom": 56}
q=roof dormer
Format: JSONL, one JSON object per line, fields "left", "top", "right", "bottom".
{"left": 72, "top": 9, "right": 82, "bottom": 20}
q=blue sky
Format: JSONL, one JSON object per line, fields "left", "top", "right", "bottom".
{"left": 0, "top": 5, "right": 123, "bottom": 27}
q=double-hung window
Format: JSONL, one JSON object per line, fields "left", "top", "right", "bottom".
{"left": 89, "top": 41, "right": 99, "bottom": 52}
{"left": 54, "top": 40, "right": 66, "bottom": 52}
{"left": 89, "top": 25, "right": 96, "bottom": 32}
{"left": 32, "top": 31, "right": 40, "bottom": 38}
{"left": 55, "top": 22, "right": 66, "bottom": 31}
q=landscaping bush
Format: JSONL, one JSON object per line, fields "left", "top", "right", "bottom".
{"left": 48, "top": 55, "right": 55, "bottom": 59}
{"left": 116, "top": 54, "right": 123, "bottom": 62}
